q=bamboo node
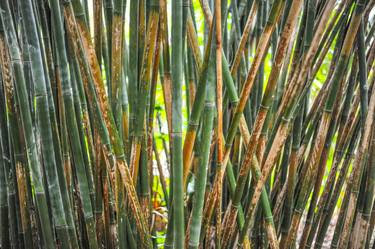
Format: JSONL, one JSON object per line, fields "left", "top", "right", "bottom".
{"left": 260, "top": 104, "right": 270, "bottom": 110}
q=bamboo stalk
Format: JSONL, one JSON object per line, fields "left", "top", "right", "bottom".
{"left": 170, "top": 0, "right": 185, "bottom": 247}
{"left": 0, "top": 1, "right": 55, "bottom": 247}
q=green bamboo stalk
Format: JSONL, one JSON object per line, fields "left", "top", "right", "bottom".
{"left": 129, "top": 0, "right": 159, "bottom": 185}
{"left": 20, "top": 0, "right": 73, "bottom": 248}
{"left": 309, "top": 43, "right": 357, "bottom": 218}
{"left": 195, "top": 2, "right": 288, "bottom": 243}
{"left": 0, "top": 1, "right": 371, "bottom": 248}
{"left": 0, "top": 17, "right": 22, "bottom": 249}
{"left": 110, "top": 1, "right": 126, "bottom": 245}
{"left": 14, "top": 6, "right": 36, "bottom": 246}
{"left": 170, "top": 0, "right": 185, "bottom": 247}
{"left": 127, "top": 0, "right": 139, "bottom": 151}
{"left": 215, "top": 0, "right": 224, "bottom": 245}
{"left": 70, "top": 58, "right": 96, "bottom": 213}
{"left": 314, "top": 119, "right": 361, "bottom": 249}
{"left": 159, "top": 0, "right": 172, "bottom": 133}
{"left": 279, "top": 104, "right": 303, "bottom": 248}
{"left": 285, "top": 14, "right": 360, "bottom": 244}
{"left": 187, "top": 48, "right": 215, "bottom": 249}
{"left": 0, "top": 1, "right": 55, "bottom": 247}
{"left": 338, "top": 78, "right": 374, "bottom": 247}
{"left": 49, "top": 1, "right": 99, "bottom": 247}
{"left": 153, "top": 139, "right": 169, "bottom": 206}
{"left": 65, "top": 1, "right": 152, "bottom": 247}
{"left": 299, "top": 112, "right": 338, "bottom": 249}
{"left": 110, "top": 0, "right": 124, "bottom": 114}
{"left": 183, "top": 18, "right": 214, "bottom": 187}
{"left": 221, "top": 1, "right": 302, "bottom": 246}
{"left": 0, "top": 60, "right": 10, "bottom": 248}
{"left": 104, "top": 0, "right": 113, "bottom": 89}
{"left": 237, "top": 2, "right": 337, "bottom": 245}
{"left": 355, "top": 83, "right": 375, "bottom": 249}
{"left": 94, "top": 0, "right": 103, "bottom": 65}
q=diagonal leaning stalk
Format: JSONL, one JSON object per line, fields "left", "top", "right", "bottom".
{"left": 49, "top": 0, "right": 100, "bottom": 247}
{"left": 220, "top": 1, "right": 302, "bottom": 246}
{"left": 282, "top": 1, "right": 366, "bottom": 247}
{"left": 189, "top": 0, "right": 287, "bottom": 245}
{"left": 352, "top": 30, "right": 375, "bottom": 247}
{"left": 234, "top": 1, "right": 337, "bottom": 245}
{"left": 20, "top": 0, "right": 75, "bottom": 248}
{"left": 337, "top": 6, "right": 374, "bottom": 248}
{"left": 0, "top": 1, "right": 55, "bottom": 247}
{"left": 0, "top": 23, "right": 18, "bottom": 249}
{"left": 63, "top": 1, "right": 152, "bottom": 247}
{"left": 338, "top": 83, "right": 375, "bottom": 248}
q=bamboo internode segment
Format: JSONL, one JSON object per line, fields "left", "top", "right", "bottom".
{"left": 0, "top": 0, "right": 374, "bottom": 248}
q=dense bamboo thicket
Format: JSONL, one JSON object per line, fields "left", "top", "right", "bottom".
{"left": 0, "top": 0, "right": 375, "bottom": 248}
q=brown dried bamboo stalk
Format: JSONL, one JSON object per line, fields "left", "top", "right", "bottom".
{"left": 62, "top": 3, "right": 152, "bottom": 247}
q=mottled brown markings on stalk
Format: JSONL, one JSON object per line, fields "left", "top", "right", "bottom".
{"left": 140, "top": 15, "right": 159, "bottom": 86}
{"left": 63, "top": 155, "right": 72, "bottom": 191}
{"left": 272, "top": 183, "right": 287, "bottom": 219}
{"left": 93, "top": 0, "right": 102, "bottom": 61}
{"left": 277, "top": 63, "right": 301, "bottom": 116}
{"left": 284, "top": 113, "right": 331, "bottom": 247}
{"left": 117, "top": 160, "right": 151, "bottom": 248}
{"left": 301, "top": 105, "right": 342, "bottom": 247}
{"left": 278, "top": 0, "right": 336, "bottom": 117}
{"left": 201, "top": 189, "right": 217, "bottom": 243}
{"left": 337, "top": 90, "right": 360, "bottom": 145}
{"left": 265, "top": 222, "right": 278, "bottom": 249}
{"left": 111, "top": 15, "right": 123, "bottom": 101}
{"left": 185, "top": 216, "right": 192, "bottom": 246}
{"left": 62, "top": 5, "right": 152, "bottom": 247}
{"left": 215, "top": 8, "right": 292, "bottom": 238}
{"left": 230, "top": 1, "right": 258, "bottom": 75}
{"left": 279, "top": 151, "right": 297, "bottom": 245}
{"left": 16, "top": 163, "right": 29, "bottom": 234}
{"left": 146, "top": 33, "right": 161, "bottom": 195}
{"left": 130, "top": 142, "right": 142, "bottom": 183}
{"left": 101, "top": 152, "right": 112, "bottom": 248}
{"left": 182, "top": 17, "right": 215, "bottom": 188}
{"left": 257, "top": 134, "right": 267, "bottom": 166}
{"left": 159, "top": 0, "right": 172, "bottom": 131}
{"left": 246, "top": 122, "right": 290, "bottom": 228}
{"left": 285, "top": 212, "right": 302, "bottom": 247}
{"left": 183, "top": 130, "right": 196, "bottom": 186}
{"left": 131, "top": 12, "right": 159, "bottom": 189}
{"left": 237, "top": 25, "right": 273, "bottom": 113}
{"left": 306, "top": 113, "right": 331, "bottom": 177}
{"left": 188, "top": 79, "right": 196, "bottom": 112}
{"left": 0, "top": 36, "right": 14, "bottom": 107}
{"left": 357, "top": 216, "right": 368, "bottom": 248}
{"left": 237, "top": 110, "right": 267, "bottom": 179}
{"left": 259, "top": 0, "right": 303, "bottom": 113}
{"left": 220, "top": 206, "right": 237, "bottom": 247}
{"left": 238, "top": 3, "right": 337, "bottom": 242}
{"left": 187, "top": 15, "right": 202, "bottom": 69}
{"left": 65, "top": 9, "right": 116, "bottom": 151}
{"left": 162, "top": 74, "right": 173, "bottom": 132}
{"left": 339, "top": 90, "right": 375, "bottom": 248}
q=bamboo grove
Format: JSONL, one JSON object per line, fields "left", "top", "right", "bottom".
{"left": 0, "top": 0, "right": 375, "bottom": 248}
